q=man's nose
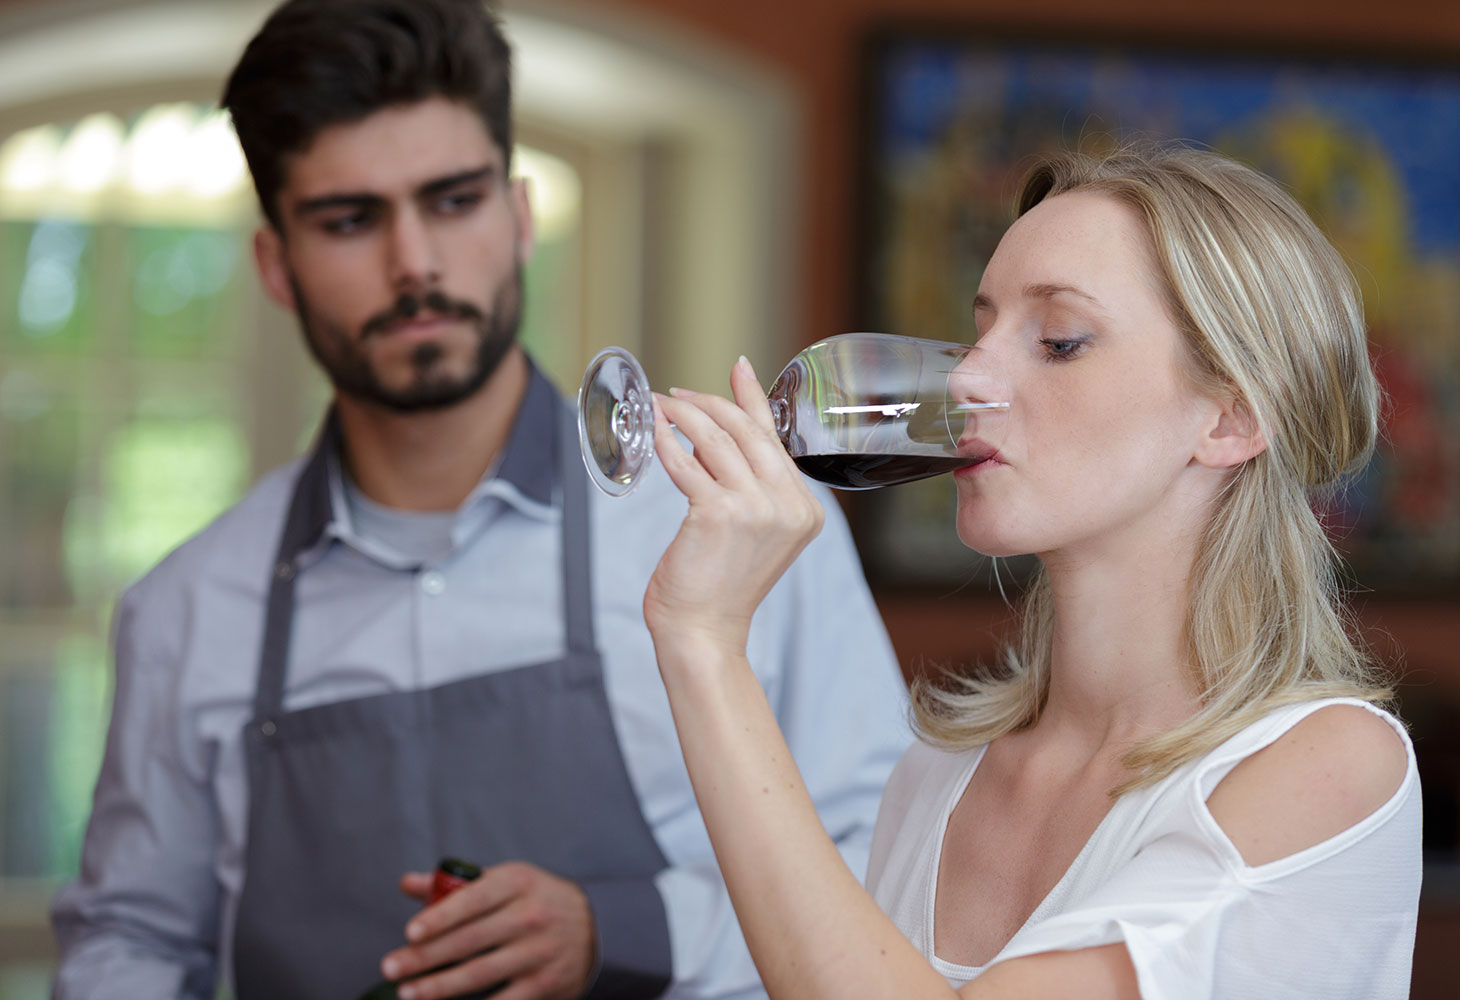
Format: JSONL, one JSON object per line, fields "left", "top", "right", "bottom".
{"left": 386, "top": 208, "right": 441, "bottom": 290}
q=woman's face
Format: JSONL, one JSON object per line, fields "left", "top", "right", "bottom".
{"left": 952, "top": 190, "right": 1223, "bottom": 562}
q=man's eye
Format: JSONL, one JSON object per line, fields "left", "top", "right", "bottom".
{"left": 435, "top": 191, "right": 484, "bottom": 214}
{"left": 322, "top": 212, "right": 372, "bottom": 235}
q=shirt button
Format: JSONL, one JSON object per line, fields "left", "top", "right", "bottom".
{"left": 420, "top": 571, "right": 446, "bottom": 596}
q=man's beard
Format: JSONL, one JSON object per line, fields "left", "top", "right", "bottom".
{"left": 290, "top": 264, "right": 523, "bottom": 414}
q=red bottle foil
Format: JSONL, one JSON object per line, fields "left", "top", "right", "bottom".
{"left": 428, "top": 857, "right": 482, "bottom": 904}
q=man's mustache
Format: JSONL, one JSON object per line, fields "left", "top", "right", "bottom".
{"left": 361, "top": 290, "right": 483, "bottom": 338}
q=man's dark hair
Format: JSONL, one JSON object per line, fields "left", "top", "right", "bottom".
{"left": 221, "top": 0, "right": 513, "bottom": 229}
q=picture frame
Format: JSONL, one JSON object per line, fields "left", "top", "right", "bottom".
{"left": 851, "top": 27, "right": 1460, "bottom": 594}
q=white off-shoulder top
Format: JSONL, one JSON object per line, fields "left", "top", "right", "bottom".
{"left": 867, "top": 698, "right": 1422, "bottom": 999}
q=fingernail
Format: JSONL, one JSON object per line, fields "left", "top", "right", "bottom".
{"left": 668, "top": 386, "right": 696, "bottom": 397}
{"left": 737, "top": 354, "right": 753, "bottom": 372}
{"left": 406, "top": 921, "right": 424, "bottom": 942}
{"left": 382, "top": 958, "right": 401, "bottom": 979}
{"left": 398, "top": 986, "right": 417, "bottom": 1000}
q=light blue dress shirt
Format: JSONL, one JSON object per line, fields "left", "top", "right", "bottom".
{"left": 51, "top": 369, "right": 912, "bottom": 999}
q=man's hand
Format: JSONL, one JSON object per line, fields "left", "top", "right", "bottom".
{"left": 380, "top": 861, "right": 597, "bottom": 1000}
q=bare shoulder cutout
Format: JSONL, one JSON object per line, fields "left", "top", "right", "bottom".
{"left": 1205, "top": 704, "right": 1409, "bottom": 867}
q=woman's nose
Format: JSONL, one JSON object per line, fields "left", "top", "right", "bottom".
{"left": 948, "top": 344, "right": 1012, "bottom": 447}
{"left": 948, "top": 345, "right": 1008, "bottom": 404}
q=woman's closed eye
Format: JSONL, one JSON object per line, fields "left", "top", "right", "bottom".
{"left": 1039, "top": 335, "right": 1089, "bottom": 362}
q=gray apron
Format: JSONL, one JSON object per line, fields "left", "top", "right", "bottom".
{"left": 232, "top": 401, "right": 670, "bottom": 1000}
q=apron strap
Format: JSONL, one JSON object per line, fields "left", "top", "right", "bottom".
{"left": 559, "top": 401, "right": 597, "bottom": 657}
{"left": 254, "top": 413, "right": 339, "bottom": 720}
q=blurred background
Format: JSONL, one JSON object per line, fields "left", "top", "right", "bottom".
{"left": 0, "top": 0, "right": 1455, "bottom": 998}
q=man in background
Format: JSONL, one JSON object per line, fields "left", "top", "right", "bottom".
{"left": 50, "top": 2, "right": 909, "bottom": 999}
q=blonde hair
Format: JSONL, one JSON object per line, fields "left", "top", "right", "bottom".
{"left": 912, "top": 144, "right": 1392, "bottom": 793}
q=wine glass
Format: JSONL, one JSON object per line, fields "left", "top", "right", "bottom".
{"left": 577, "top": 332, "right": 1010, "bottom": 497}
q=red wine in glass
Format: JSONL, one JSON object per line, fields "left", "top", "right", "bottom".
{"left": 792, "top": 453, "right": 975, "bottom": 490}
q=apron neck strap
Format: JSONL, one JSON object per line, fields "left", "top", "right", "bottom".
{"left": 558, "top": 399, "right": 596, "bottom": 657}
{"left": 253, "top": 413, "right": 337, "bottom": 721}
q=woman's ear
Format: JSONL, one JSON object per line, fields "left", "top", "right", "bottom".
{"left": 253, "top": 226, "right": 297, "bottom": 312}
{"left": 1195, "top": 397, "right": 1268, "bottom": 469}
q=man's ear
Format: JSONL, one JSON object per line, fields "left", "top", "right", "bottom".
{"left": 253, "top": 226, "right": 297, "bottom": 312}
{"left": 510, "top": 175, "right": 537, "bottom": 263}
{"left": 1195, "top": 396, "right": 1268, "bottom": 469}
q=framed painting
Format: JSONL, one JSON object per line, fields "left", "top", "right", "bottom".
{"left": 853, "top": 28, "right": 1460, "bottom": 593}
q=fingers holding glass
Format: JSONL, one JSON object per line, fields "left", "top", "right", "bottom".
{"left": 655, "top": 390, "right": 753, "bottom": 492}
{"left": 649, "top": 394, "right": 717, "bottom": 498}
{"left": 655, "top": 388, "right": 796, "bottom": 495}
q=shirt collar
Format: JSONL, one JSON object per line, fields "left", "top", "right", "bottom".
{"left": 293, "top": 359, "right": 565, "bottom": 563}
{"left": 491, "top": 359, "right": 561, "bottom": 508}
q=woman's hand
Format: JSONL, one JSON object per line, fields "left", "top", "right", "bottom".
{"left": 643, "top": 356, "right": 825, "bottom": 659}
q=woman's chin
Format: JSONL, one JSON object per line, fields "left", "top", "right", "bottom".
{"left": 955, "top": 521, "right": 1025, "bottom": 559}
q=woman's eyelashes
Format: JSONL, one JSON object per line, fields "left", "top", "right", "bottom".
{"left": 1038, "top": 333, "right": 1090, "bottom": 362}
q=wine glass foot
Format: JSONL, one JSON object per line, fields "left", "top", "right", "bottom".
{"left": 578, "top": 347, "right": 655, "bottom": 497}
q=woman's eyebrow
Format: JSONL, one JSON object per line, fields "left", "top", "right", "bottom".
{"left": 1025, "top": 282, "right": 1110, "bottom": 315}
{"left": 973, "top": 283, "right": 1107, "bottom": 313}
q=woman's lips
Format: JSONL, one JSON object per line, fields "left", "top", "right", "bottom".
{"left": 954, "top": 440, "right": 1004, "bottom": 478}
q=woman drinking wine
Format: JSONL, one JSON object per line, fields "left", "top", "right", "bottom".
{"left": 640, "top": 143, "right": 1420, "bottom": 999}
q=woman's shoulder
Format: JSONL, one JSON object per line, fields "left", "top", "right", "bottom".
{"left": 868, "top": 738, "right": 988, "bottom": 903}
{"left": 993, "top": 700, "right": 1420, "bottom": 995}
{"left": 1201, "top": 698, "right": 1416, "bottom": 868}
{"left": 893, "top": 735, "right": 986, "bottom": 782}
{"left": 879, "top": 738, "right": 985, "bottom": 819}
